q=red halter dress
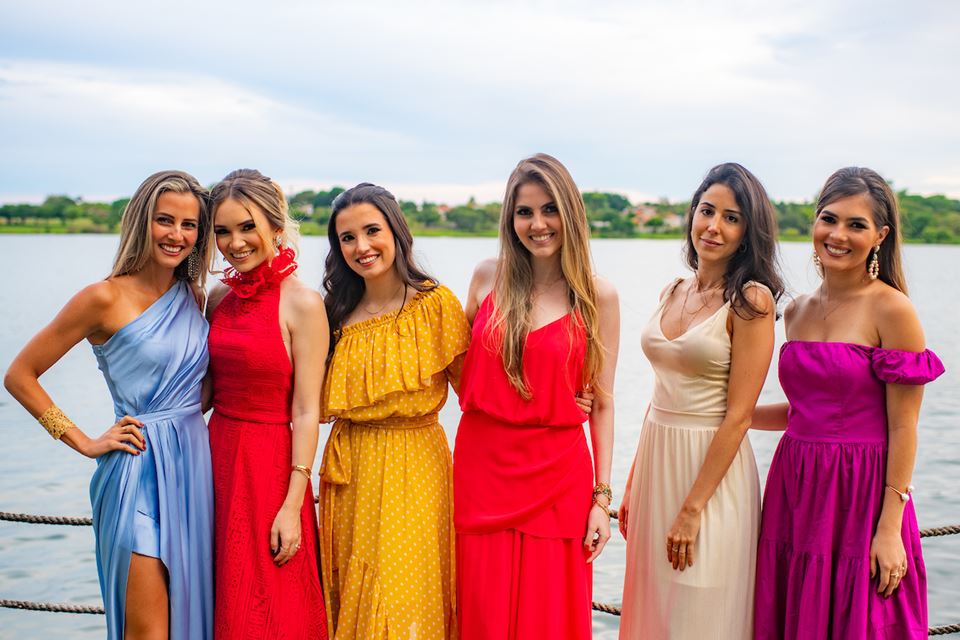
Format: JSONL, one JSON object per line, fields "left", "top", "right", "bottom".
{"left": 207, "top": 248, "right": 328, "bottom": 640}
{"left": 453, "top": 294, "right": 594, "bottom": 639}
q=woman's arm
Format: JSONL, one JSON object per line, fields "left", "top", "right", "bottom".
{"left": 617, "top": 405, "right": 649, "bottom": 539}
{"left": 4, "top": 281, "right": 146, "bottom": 457}
{"left": 271, "top": 281, "right": 329, "bottom": 566}
{"left": 464, "top": 258, "right": 496, "bottom": 326}
{"left": 666, "top": 285, "right": 774, "bottom": 571}
{"left": 750, "top": 403, "right": 789, "bottom": 431}
{"left": 584, "top": 277, "right": 620, "bottom": 563}
{"left": 749, "top": 296, "right": 794, "bottom": 431}
{"left": 871, "top": 291, "right": 926, "bottom": 596}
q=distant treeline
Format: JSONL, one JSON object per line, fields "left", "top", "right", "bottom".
{"left": 3, "top": 187, "right": 959, "bottom": 243}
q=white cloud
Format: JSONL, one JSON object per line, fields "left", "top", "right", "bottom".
{"left": 0, "top": 0, "right": 958, "bottom": 202}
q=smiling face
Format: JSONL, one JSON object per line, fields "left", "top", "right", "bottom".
{"left": 512, "top": 182, "right": 563, "bottom": 259}
{"left": 149, "top": 191, "right": 201, "bottom": 270}
{"left": 813, "top": 193, "right": 889, "bottom": 275}
{"left": 690, "top": 182, "right": 746, "bottom": 265}
{"left": 213, "top": 197, "right": 279, "bottom": 272}
{"left": 335, "top": 202, "right": 398, "bottom": 281}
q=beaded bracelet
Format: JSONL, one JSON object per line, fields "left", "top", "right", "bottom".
{"left": 37, "top": 405, "right": 77, "bottom": 440}
{"left": 592, "top": 482, "right": 613, "bottom": 507}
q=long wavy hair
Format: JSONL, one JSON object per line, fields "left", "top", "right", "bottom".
{"left": 491, "top": 153, "right": 603, "bottom": 399}
{"left": 682, "top": 163, "right": 785, "bottom": 318}
{"left": 209, "top": 168, "right": 300, "bottom": 258}
{"left": 815, "top": 167, "right": 907, "bottom": 294}
{"left": 109, "top": 170, "right": 212, "bottom": 288}
{"left": 323, "top": 183, "right": 436, "bottom": 352}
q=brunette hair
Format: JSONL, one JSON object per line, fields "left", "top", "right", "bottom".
{"left": 815, "top": 167, "right": 907, "bottom": 294}
{"left": 682, "top": 162, "right": 785, "bottom": 317}
{"left": 110, "top": 170, "right": 212, "bottom": 288}
{"left": 491, "top": 153, "right": 603, "bottom": 399}
{"left": 210, "top": 168, "right": 300, "bottom": 255}
{"left": 323, "top": 183, "right": 436, "bottom": 350}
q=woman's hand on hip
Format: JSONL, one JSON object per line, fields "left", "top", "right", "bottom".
{"left": 79, "top": 415, "right": 146, "bottom": 458}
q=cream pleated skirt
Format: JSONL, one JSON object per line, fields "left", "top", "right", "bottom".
{"left": 620, "top": 406, "right": 760, "bottom": 640}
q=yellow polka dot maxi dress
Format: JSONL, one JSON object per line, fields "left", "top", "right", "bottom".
{"left": 320, "top": 285, "right": 470, "bottom": 640}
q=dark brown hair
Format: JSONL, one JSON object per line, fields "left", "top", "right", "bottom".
{"left": 815, "top": 167, "right": 907, "bottom": 294}
{"left": 682, "top": 162, "right": 785, "bottom": 317}
{"left": 323, "top": 183, "right": 436, "bottom": 351}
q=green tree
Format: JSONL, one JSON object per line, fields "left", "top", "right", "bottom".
{"left": 313, "top": 187, "right": 345, "bottom": 208}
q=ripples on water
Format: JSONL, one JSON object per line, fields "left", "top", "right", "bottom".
{"left": 1, "top": 236, "right": 957, "bottom": 637}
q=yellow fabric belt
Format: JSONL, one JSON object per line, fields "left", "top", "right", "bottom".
{"left": 319, "top": 413, "right": 440, "bottom": 486}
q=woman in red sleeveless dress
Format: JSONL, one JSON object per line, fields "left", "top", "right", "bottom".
{"left": 454, "top": 154, "right": 620, "bottom": 639}
{"left": 207, "top": 169, "right": 329, "bottom": 639}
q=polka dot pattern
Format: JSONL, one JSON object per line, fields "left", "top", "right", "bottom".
{"left": 319, "top": 285, "right": 470, "bottom": 639}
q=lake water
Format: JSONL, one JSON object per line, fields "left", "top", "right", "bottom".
{"left": 1, "top": 235, "right": 957, "bottom": 638}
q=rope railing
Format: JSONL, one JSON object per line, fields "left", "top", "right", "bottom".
{"left": 3, "top": 508, "right": 959, "bottom": 635}
{"left": 12, "top": 509, "right": 960, "bottom": 540}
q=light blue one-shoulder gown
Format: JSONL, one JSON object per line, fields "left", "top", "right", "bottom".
{"left": 89, "top": 280, "right": 213, "bottom": 639}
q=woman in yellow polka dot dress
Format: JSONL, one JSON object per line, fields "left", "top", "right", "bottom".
{"left": 319, "top": 182, "right": 470, "bottom": 639}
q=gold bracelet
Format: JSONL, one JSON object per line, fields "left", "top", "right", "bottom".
{"left": 291, "top": 464, "right": 312, "bottom": 480}
{"left": 37, "top": 405, "right": 77, "bottom": 440}
{"left": 592, "top": 482, "right": 613, "bottom": 506}
{"left": 886, "top": 483, "right": 915, "bottom": 503}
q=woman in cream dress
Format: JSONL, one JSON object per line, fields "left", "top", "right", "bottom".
{"left": 618, "top": 163, "right": 784, "bottom": 639}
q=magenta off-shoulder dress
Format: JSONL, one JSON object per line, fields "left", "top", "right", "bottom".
{"left": 755, "top": 341, "right": 944, "bottom": 640}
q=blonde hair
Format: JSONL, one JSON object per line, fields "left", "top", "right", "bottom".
{"left": 490, "top": 153, "right": 603, "bottom": 399}
{"left": 210, "top": 168, "right": 300, "bottom": 256}
{"left": 110, "top": 170, "right": 212, "bottom": 288}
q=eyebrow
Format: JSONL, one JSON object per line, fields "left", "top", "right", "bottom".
{"left": 700, "top": 199, "right": 741, "bottom": 214}
{"left": 821, "top": 208, "right": 870, "bottom": 223}
{"left": 155, "top": 211, "right": 199, "bottom": 221}
{"left": 515, "top": 201, "right": 555, "bottom": 209}
{"left": 214, "top": 217, "right": 254, "bottom": 228}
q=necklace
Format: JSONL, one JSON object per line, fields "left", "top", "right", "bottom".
{"left": 817, "top": 285, "right": 854, "bottom": 322}
{"left": 676, "top": 277, "right": 723, "bottom": 334}
{"left": 361, "top": 282, "right": 405, "bottom": 316}
{"left": 531, "top": 274, "right": 567, "bottom": 311}
{"left": 532, "top": 273, "right": 565, "bottom": 294}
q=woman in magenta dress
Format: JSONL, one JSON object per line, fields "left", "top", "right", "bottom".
{"left": 753, "top": 167, "right": 944, "bottom": 639}
{"left": 454, "top": 153, "right": 620, "bottom": 639}
{"left": 207, "top": 169, "right": 329, "bottom": 639}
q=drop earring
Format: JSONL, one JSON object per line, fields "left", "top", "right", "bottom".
{"left": 812, "top": 251, "right": 823, "bottom": 277}
{"left": 187, "top": 248, "right": 201, "bottom": 280}
{"left": 868, "top": 246, "right": 880, "bottom": 280}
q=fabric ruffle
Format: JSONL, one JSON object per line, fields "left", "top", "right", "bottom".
{"left": 323, "top": 284, "right": 470, "bottom": 416}
{"left": 220, "top": 246, "right": 297, "bottom": 298}
{"left": 756, "top": 434, "right": 928, "bottom": 639}
{"left": 870, "top": 347, "right": 945, "bottom": 385}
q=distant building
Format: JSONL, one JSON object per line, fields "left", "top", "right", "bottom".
{"left": 630, "top": 204, "right": 658, "bottom": 226}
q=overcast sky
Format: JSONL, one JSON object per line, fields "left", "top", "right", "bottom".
{"left": 2, "top": 0, "right": 958, "bottom": 204}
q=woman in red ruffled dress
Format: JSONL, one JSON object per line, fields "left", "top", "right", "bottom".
{"left": 206, "top": 169, "right": 329, "bottom": 639}
{"left": 454, "top": 154, "right": 620, "bottom": 639}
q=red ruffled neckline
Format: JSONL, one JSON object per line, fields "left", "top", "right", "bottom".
{"left": 221, "top": 246, "right": 297, "bottom": 298}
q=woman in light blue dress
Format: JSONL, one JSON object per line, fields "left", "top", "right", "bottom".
{"left": 4, "top": 170, "right": 215, "bottom": 639}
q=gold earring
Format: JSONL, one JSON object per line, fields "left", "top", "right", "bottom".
{"left": 812, "top": 251, "right": 823, "bottom": 277}
{"left": 187, "top": 249, "right": 201, "bottom": 280}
